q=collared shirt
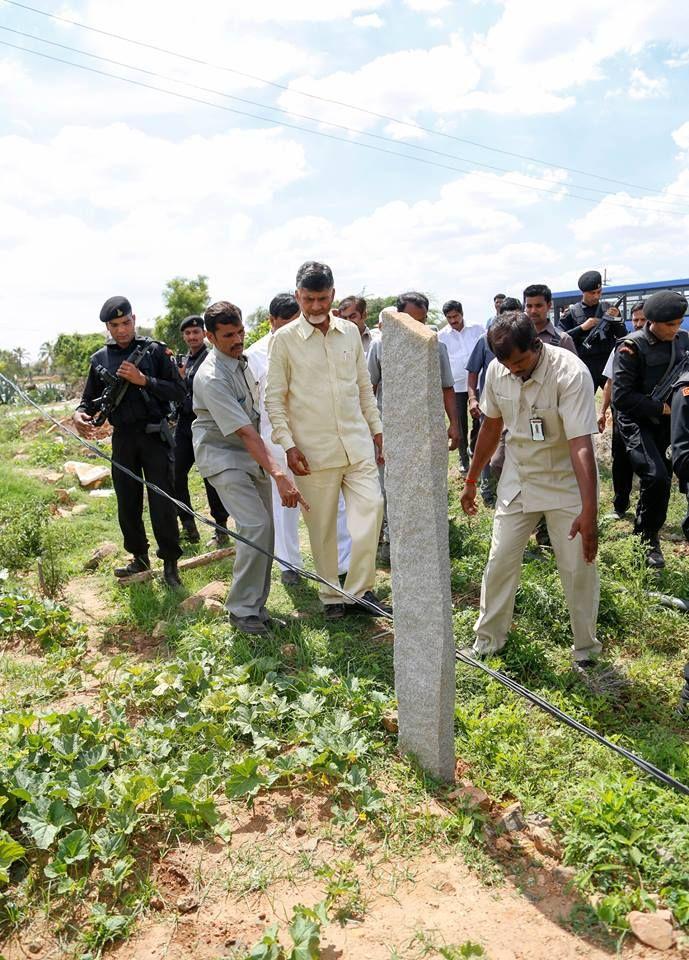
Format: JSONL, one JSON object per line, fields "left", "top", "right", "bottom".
{"left": 438, "top": 323, "right": 484, "bottom": 392}
{"left": 360, "top": 325, "right": 381, "bottom": 360}
{"left": 191, "top": 346, "right": 262, "bottom": 478}
{"left": 481, "top": 343, "right": 597, "bottom": 512}
{"left": 536, "top": 321, "right": 578, "bottom": 355}
{"left": 245, "top": 331, "right": 274, "bottom": 443}
{"left": 265, "top": 313, "right": 382, "bottom": 472}
{"left": 466, "top": 334, "right": 495, "bottom": 397}
{"left": 367, "top": 334, "right": 454, "bottom": 415}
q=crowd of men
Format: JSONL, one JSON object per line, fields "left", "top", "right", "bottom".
{"left": 73, "top": 264, "right": 689, "bottom": 713}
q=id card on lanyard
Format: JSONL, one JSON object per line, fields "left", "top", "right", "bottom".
{"left": 529, "top": 417, "right": 545, "bottom": 441}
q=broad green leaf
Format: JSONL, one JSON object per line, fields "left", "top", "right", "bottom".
{"left": 225, "top": 756, "right": 271, "bottom": 800}
{"left": 0, "top": 830, "right": 25, "bottom": 884}
{"left": 293, "top": 692, "right": 325, "bottom": 719}
{"left": 92, "top": 828, "right": 127, "bottom": 863}
{"left": 19, "top": 799, "right": 75, "bottom": 850}
{"left": 56, "top": 828, "right": 89, "bottom": 864}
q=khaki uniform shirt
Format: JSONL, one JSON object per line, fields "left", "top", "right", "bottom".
{"left": 191, "top": 347, "right": 262, "bottom": 479}
{"left": 481, "top": 343, "right": 597, "bottom": 511}
{"left": 265, "top": 313, "right": 382, "bottom": 472}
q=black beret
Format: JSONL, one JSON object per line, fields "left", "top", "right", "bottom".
{"left": 99, "top": 295, "right": 132, "bottom": 323}
{"left": 578, "top": 271, "right": 602, "bottom": 292}
{"left": 645, "top": 290, "right": 688, "bottom": 324}
{"left": 179, "top": 314, "right": 205, "bottom": 333}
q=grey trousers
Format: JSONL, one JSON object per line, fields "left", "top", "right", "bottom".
{"left": 208, "top": 468, "right": 274, "bottom": 619}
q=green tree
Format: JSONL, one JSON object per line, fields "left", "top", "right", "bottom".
{"left": 52, "top": 332, "right": 106, "bottom": 386}
{"left": 244, "top": 306, "right": 270, "bottom": 349}
{"left": 153, "top": 275, "right": 210, "bottom": 353}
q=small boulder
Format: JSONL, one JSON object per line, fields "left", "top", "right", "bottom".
{"left": 179, "top": 595, "right": 205, "bottom": 614}
{"left": 64, "top": 460, "right": 110, "bottom": 489}
{"left": 152, "top": 621, "right": 168, "bottom": 639}
{"left": 55, "top": 488, "right": 72, "bottom": 504}
{"left": 530, "top": 825, "right": 562, "bottom": 859}
{"left": 382, "top": 711, "right": 399, "bottom": 734}
{"left": 84, "top": 542, "right": 118, "bottom": 570}
{"left": 149, "top": 895, "right": 164, "bottom": 911}
{"left": 627, "top": 911, "right": 675, "bottom": 951}
{"left": 553, "top": 865, "right": 576, "bottom": 885}
{"left": 176, "top": 894, "right": 199, "bottom": 914}
{"left": 496, "top": 801, "right": 526, "bottom": 833}
{"left": 70, "top": 504, "right": 88, "bottom": 516}
{"left": 202, "top": 598, "right": 225, "bottom": 617}
{"left": 448, "top": 781, "right": 491, "bottom": 812}
{"left": 196, "top": 580, "right": 228, "bottom": 602}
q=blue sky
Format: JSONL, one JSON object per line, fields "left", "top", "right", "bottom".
{"left": 1, "top": 0, "right": 689, "bottom": 356}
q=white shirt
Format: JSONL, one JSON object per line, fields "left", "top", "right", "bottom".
{"left": 438, "top": 323, "right": 484, "bottom": 393}
{"left": 245, "top": 332, "right": 272, "bottom": 442}
{"left": 602, "top": 348, "right": 615, "bottom": 381}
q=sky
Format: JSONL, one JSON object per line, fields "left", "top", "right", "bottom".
{"left": 2, "top": 0, "right": 689, "bottom": 357}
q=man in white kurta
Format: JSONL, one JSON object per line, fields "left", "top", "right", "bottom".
{"left": 461, "top": 312, "right": 601, "bottom": 668}
{"left": 265, "top": 261, "right": 386, "bottom": 620}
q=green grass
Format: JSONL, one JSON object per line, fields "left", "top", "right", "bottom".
{"left": 1, "top": 404, "right": 689, "bottom": 956}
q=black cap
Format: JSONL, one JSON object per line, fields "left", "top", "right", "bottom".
{"left": 645, "top": 291, "right": 688, "bottom": 324}
{"left": 100, "top": 295, "right": 132, "bottom": 323}
{"left": 179, "top": 314, "right": 205, "bottom": 333}
{"left": 578, "top": 271, "right": 602, "bottom": 292}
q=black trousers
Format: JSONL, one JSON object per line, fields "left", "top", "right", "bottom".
{"left": 111, "top": 427, "right": 182, "bottom": 561}
{"left": 173, "top": 420, "right": 229, "bottom": 526}
{"left": 454, "top": 391, "right": 480, "bottom": 468}
{"left": 611, "top": 416, "right": 634, "bottom": 514}
{"left": 616, "top": 415, "right": 671, "bottom": 539}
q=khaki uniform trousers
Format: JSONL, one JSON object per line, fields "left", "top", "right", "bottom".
{"left": 295, "top": 458, "right": 383, "bottom": 606}
{"left": 473, "top": 494, "right": 601, "bottom": 662}
{"left": 208, "top": 468, "right": 274, "bottom": 620}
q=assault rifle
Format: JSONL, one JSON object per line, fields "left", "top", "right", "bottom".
{"left": 92, "top": 338, "right": 156, "bottom": 426}
{"left": 650, "top": 342, "right": 689, "bottom": 406}
{"left": 580, "top": 296, "right": 625, "bottom": 351}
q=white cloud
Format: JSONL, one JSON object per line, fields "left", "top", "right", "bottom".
{"left": 672, "top": 121, "right": 689, "bottom": 151}
{"left": 628, "top": 68, "right": 668, "bottom": 100}
{"left": 353, "top": 13, "right": 385, "bottom": 28}
{"left": 279, "top": 35, "right": 482, "bottom": 131}
{"left": 403, "top": 0, "right": 449, "bottom": 10}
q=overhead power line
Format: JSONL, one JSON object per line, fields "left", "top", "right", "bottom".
{"left": 2, "top": 37, "right": 689, "bottom": 221}
{"left": 2, "top": 23, "right": 689, "bottom": 215}
{"left": 4, "top": 0, "right": 689, "bottom": 204}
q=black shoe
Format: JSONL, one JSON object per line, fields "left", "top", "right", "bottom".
{"left": 181, "top": 519, "right": 200, "bottom": 543}
{"left": 324, "top": 603, "right": 346, "bottom": 621}
{"left": 229, "top": 614, "right": 270, "bottom": 635}
{"left": 281, "top": 569, "right": 301, "bottom": 587}
{"left": 114, "top": 554, "right": 150, "bottom": 578}
{"left": 163, "top": 559, "right": 182, "bottom": 589}
{"left": 209, "top": 523, "right": 230, "bottom": 548}
{"left": 646, "top": 538, "right": 665, "bottom": 569}
{"left": 348, "top": 590, "right": 392, "bottom": 617}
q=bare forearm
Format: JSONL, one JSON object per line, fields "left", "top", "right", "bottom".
{"left": 601, "top": 379, "right": 612, "bottom": 415}
{"left": 467, "top": 417, "right": 503, "bottom": 477}
{"left": 237, "top": 425, "right": 285, "bottom": 479}
{"left": 467, "top": 371, "right": 479, "bottom": 402}
{"left": 569, "top": 436, "right": 598, "bottom": 516}
{"left": 443, "top": 387, "right": 459, "bottom": 429}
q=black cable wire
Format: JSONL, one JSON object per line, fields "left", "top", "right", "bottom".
{"left": 5, "top": 0, "right": 688, "bottom": 203}
{"left": 3, "top": 39, "right": 686, "bottom": 222}
{"left": 0, "top": 373, "right": 391, "bottom": 619}
{"left": 3, "top": 370, "right": 688, "bottom": 798}
{"left": 2, "top": 24, "right": 688, "bottom": 215}
{"left": 455, "top": 650, "right": 689, "bottom": 796}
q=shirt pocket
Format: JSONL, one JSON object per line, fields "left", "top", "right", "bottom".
{"left": 531, "top": 406, "right": 561, "bottom": 442}
{"left": 493, "top": 392, "right": 517, "bottom": 425}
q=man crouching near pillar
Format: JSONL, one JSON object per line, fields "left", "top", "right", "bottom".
{"left": 460, "top": 311, "right": 602, "bottom": 674}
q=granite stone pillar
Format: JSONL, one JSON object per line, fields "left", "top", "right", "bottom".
{"left": 382, "top": 311, "right": 456, "bottom": 782}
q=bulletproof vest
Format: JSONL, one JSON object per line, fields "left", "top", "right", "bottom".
{"left": 622, "top": 327, "right": 689, "bottom": 395}
{"left": 90, "top": 337, "right": 173, "bottom": 426}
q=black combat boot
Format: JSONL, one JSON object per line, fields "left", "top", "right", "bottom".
{"left": 163, "top": 559, "right": 182, "bottom": 589}
{"left": 114, "top": 554, "right": 150, "bottom": 578}
{"left": 181, "top": 517, "right": 200, "bottom": 543}
{"left": 212, "top": 522, "right": 230, "bottom": 547}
